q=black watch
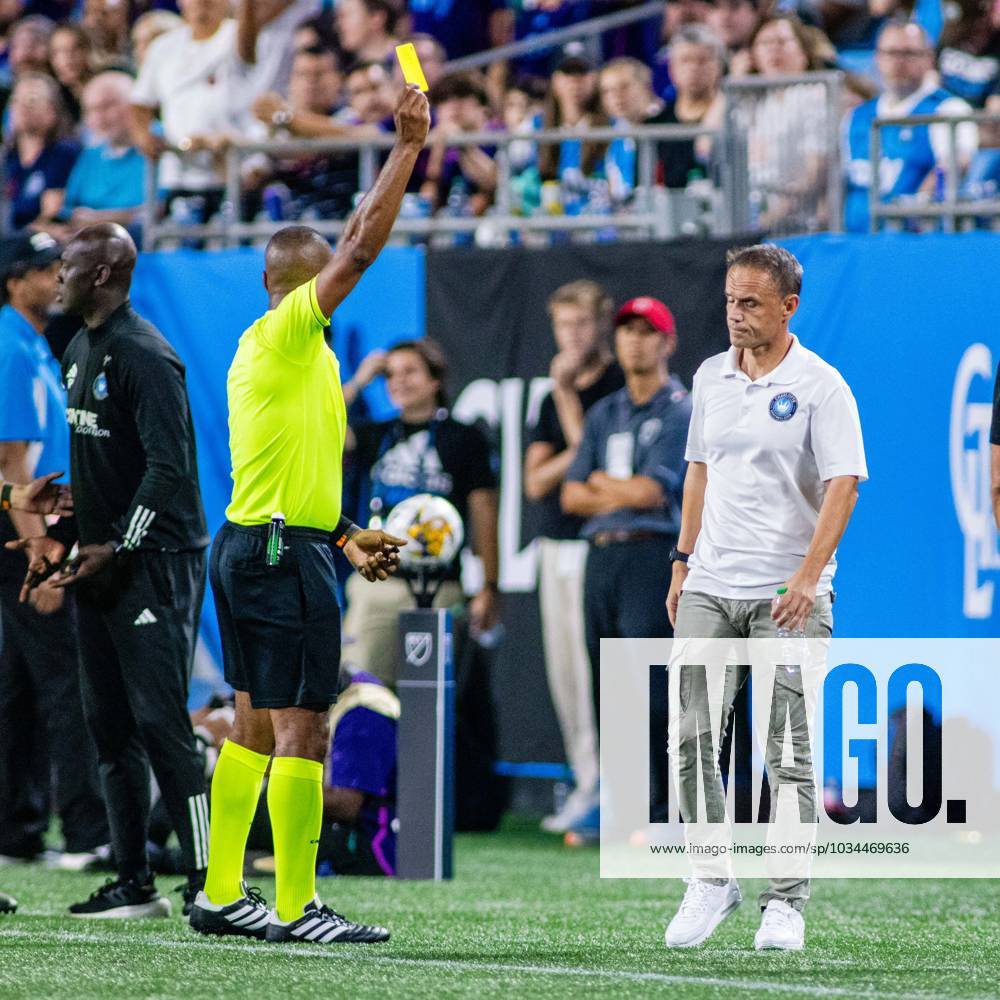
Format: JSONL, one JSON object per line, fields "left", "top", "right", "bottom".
{"left": 669, "top": 546, "right": 690, "bottom": 564}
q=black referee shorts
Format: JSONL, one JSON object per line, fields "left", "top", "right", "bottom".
{"left": 209, "top": 521, "right": 342, "bottom": 710}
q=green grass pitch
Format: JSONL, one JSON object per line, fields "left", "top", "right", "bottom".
{"left": 0, "top": 819, "right": 997, "bottom": 999}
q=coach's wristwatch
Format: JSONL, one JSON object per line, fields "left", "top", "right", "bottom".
{"left": 668, "top": 546, "right": 690, "bottom": 564}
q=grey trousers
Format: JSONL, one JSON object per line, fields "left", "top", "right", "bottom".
{"left": 672, "top": 589, "right": 833, "bottom": 912}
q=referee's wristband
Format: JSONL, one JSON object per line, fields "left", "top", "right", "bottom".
{"left": 333, "top": 515, "right": 361, "bottom": 549}
{"left": 669, "top": 546, "right": 690, "bottom": 564}
{"left": 0, "top": 483, "right": 12, "bottom": 511}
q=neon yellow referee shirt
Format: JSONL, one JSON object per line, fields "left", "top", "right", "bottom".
{"left": 226, "top": 278, "right": 346, "bottom": 531}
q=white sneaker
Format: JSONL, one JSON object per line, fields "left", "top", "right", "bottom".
{"left": 541, "top": 789, "right": 599, "bottom": 834}
{"left": 664, "top": 878, "right": 742, "bottom": 948}
{"left": 754, "top": 899, "right": 805, "bottom": 951}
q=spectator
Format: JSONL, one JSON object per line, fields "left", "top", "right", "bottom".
{"left": 343, "top": 338, "right": 500, "bottom": 689}
{"left": 292, "top": 10, "right": 338, "bottom": 54}
{"left": 338, "top": 58, "right": 395, "bottom": 130}
{"left": 937, "top": 0, "right": 1000, "bottom": 108}
{"left": 647, "top": 24, "right": 726, "bottom": 188}
{"left": 49, "top": 23, "right": 94, "bottom": 122}
{"left": 706, "top": 0, "right": 760, "bottom": 75}
{"left": 235, "top": 0, "right": 322, "bottom": 104}
{"left": 538, "top": 54, "right": 608, "bottom": 212}
{"left": 523, "top": 279, "right": 623, "bottom": 836}
{"left": 749, "top": 12, "right": 825, "bottom": 76}
{"left": 131, "top": 10, "right": 183, "bottom": 68}
{"left": 4, "top": 73, "right": 78, "bottom": 229}
{"left": 7, "top": 15, "right": 54, "bottom": 78}
{"left": 844, "top": 18, "right": 978, "bottom": 230}
{"left": 599, "top": 57, "right": 663, "bottom": 203}
{"left": 82, "top": 0, "right": 131, "bottom": 63}
{"left": 494, "top": 0, "right": 593, "bottom": 81}
{"left": 249, "top": 46, "right": 357, "bottom": 220}
{"left": 423, "top": 71, "right": 499, "bottom": 216}
{"left": 561, "top": 296, "right": 691, "bottom": 832}
{"left": 56, "top": 71, "right": 145, "bottom": 236}
{"left": 391, "top": 32, "right": 446, "bottom": 92}
{"left": 336, "top": 0, "right": 400, "bottom": 69}
{"left": 744, "top": 13, "right": 833, "bottom": 231}
{"left": 409, "top": 0, "right": 505, "bottom": 60}
{"left": 0, "top": 2, "right": 28, "bottom": 85}
{"left": 961, "top": 84, "right": 1000, "bottom": 200}
{"left": 503, "top": 77, "right": 545, "bottom": 205}
{"left": 131, "top": 0, "right": 240, "bottom": 210}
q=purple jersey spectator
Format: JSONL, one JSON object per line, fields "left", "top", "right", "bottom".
{"left": 325, "top": 671, "right": 397, "bottom": 876}
{"left": 409, "top": 0, "right": 503, "bottom": 59}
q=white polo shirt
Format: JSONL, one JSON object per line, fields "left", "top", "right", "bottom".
{"left": 683, "top": 334, "right": 867, "bottom": 600}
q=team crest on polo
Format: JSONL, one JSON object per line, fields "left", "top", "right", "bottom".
{"left": 768, "top": 392, "right": 798, "bottom": 421}
{"left": 639, "top": 418, "right": 661, "bottom": 446}
{"left": 92, "top": 373, "right": 109, "bottom": 401}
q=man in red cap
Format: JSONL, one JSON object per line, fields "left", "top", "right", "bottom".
{"left": 561, "top": 294, "right": 691, "bottom": 831}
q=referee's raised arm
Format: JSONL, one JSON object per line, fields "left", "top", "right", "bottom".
{"left": 314, "top": 86, "right": 431, "bottom": 319}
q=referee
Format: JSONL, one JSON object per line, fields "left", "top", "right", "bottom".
{"left": 663, "top": 245, "right": 866, "bottom": 952}
{"left": 187, "top": 85, "right": 430, "bottom": 947}
{"left": 18, "top": 224, "right": 210, "bottom": 919}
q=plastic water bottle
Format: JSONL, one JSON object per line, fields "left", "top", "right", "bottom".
{"left": 445, "top": 177, "right": 473, "bottom": 248}
{"left": 772, "top": 586, "right": 804, "bottom": 640}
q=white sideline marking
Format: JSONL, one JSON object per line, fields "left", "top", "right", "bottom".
{"left": 0, "top": 928, "right": 984, "bottom": 1000}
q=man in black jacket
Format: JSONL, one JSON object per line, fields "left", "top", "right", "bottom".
{"left": 15, "top": 224, "right": 210, "bottom": 919}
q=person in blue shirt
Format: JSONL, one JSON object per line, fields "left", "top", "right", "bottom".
{"left": 0, "top": 231, "right": 109, "bottom": 868}
{"left": 843, "top": 19, "right": 978, "bottom": 232}
{"left": 409, "top": 0, "right": 505, "bottom": 59}
{"left": 57, "top": 71, "right": 146, "bottom": 237}
{"left": 562, "top": 296, "right": 691, "bottom": 830}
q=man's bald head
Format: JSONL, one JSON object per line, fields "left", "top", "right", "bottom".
{"left": 264, "top": 226, "right": 333, "bottom": 300}
{"left": 58, "top": 223, "right": 138, "bottom": 317}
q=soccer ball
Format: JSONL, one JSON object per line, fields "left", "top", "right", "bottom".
{"left": 384, "top": 493, "right": 464, "bottom": 571}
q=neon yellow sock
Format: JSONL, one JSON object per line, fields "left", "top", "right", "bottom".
{"left": 267, "top": 756, "right": 324, "bottom": 922}
{"left": 203, "top": 739, "right": 269, "bottom": 905}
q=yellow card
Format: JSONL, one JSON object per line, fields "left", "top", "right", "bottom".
{"left": 395, "top": 43, "right": 429, "bottom": 92}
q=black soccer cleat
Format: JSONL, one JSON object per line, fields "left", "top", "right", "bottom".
{"left": 69, "top": 877, "right": 172, "bottom": 919}
{"left": 189, "top": 885, "right": 271, "bottom": 940}
{"left": 177, "top": 875, "right": 207, "bottom": 918}
{"left": 0, "top": 891, "right": 17, "bottom": 914}
{"left": 266, "top": 899, "right": 390, "bottom": 944}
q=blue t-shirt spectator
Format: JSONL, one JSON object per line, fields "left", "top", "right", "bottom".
{"left": 5, "top": 139, "right": 80, "bottom": 229}
{"left": 513, "top": 1, "right": 593, "bottom": 78}
{"left": 63, "top": 143, "right": 146, "bottom": 214}
{"left": 410, "top": 0, "right": 503, "bottom": 58}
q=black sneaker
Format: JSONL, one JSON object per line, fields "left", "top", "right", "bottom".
{"left": 0, "top": 892, "right": 16, "bottom": 914}
{"left": 189, "top": 885, "right": 270, "bottom": 940}
{"left": 177, "top": 875, "right": 207, "bottom": 918}
{"left": 266, "top": 899, "right": 389, "bottom": 944}
{"left": 69, "top": 877, "right": 172, "bottom": 919}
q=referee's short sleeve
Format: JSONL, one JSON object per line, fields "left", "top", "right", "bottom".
{"left": 256, "top": 278, "right": 329, "bottom": 363}
{"left": 812, "top": 379, "right": 868, "bottom": 483}
{"left": 684, "top": 369, "right": 708, "bottom": 464}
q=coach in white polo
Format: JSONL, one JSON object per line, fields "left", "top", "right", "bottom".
{"left": 663, "top": 244, "right": 867, "bottom": 952}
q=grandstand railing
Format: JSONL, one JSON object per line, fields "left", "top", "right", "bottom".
{"left": 140, "top": 122, "right": 733, "bottom": 250}
{"left": 869, "top": 112, "right": 1000, "bottom": 233}
{"left": 722, "top": 71, "right": 845, "bottom": 236}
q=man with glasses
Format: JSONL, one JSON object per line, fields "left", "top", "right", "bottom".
{"left": 844, "top": 18, "right": 978, "bottom": 231}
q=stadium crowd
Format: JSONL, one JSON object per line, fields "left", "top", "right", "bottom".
{"left": 0, "top": 0, "right": 995, "bottom": 239}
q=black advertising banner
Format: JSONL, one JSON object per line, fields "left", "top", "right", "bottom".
{"left": 425, "top": 238, "right": 735, "bottom": 763}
